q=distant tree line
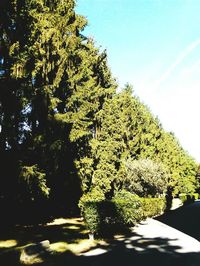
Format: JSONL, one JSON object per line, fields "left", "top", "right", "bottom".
{"left": 0, "top": 0, "right": 198, "bottom": 223}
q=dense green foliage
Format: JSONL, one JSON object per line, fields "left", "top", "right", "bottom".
{"left": 0, "top": 0, "right": 198, "bottom": 223}
{"left": 140, "top": 197, "right": 166, "bottom": 219}
{"left": 0, "top": 0, "right": 115, "bottom": 220}
{"left": 80, "top": 192, "right": 142, "bottom": 235}
{"left": 80, "top": 190, "right": 166, "bottom": 236}
{"left": 84, "top": 86, "right": 198, "bottom": 199}
{"left": 179, "top": 193, "right": 199, "bottom": 205}
{"left": 123, "top": 158, "right": 169, "bottom": 197}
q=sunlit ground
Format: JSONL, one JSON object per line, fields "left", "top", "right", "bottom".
{"left": 1, "top": 204, "right": 197, "bottom": 266}
{"left": 50, "top": 239, "right": 106, "bottom": 254}
{"left": 0, "top": 239, "right": 18, "bottom": 248}
{"left": 0, "top": 217, "right": 108, "bottom": 265}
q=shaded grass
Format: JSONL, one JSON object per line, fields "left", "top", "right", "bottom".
{"left": 1, "top": 209, "right": 200, "bottom": 266}
{"left": 0, "top": 217, "right": 105, "bottom": 265}
{"left": 0, "top": 218, "right": 87, "bottom": 247}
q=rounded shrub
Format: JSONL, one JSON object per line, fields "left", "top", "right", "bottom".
{"left": 139, "top": 197, "right": 166, "bottom": 219}
{"left": 112, "top": 190, "right": 142, "bottom": 225}
{"left": 123, "top": 159, "right": 169, "bottom": 197}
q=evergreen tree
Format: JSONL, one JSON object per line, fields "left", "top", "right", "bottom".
{"left": 0, "top": 1, "right": 198, "bottom": 224}
{"left": 156, "top": 131, "right": 197, "bottom": 195}
{"left": 0, "top": 0, "right": 117, "bottom": 219}
{"left": 85, "top": 84, "right": 198, "bottom": 198}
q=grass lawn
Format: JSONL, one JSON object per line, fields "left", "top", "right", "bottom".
{"left": 0, "top": 217, "right": 108, "bottom": 265}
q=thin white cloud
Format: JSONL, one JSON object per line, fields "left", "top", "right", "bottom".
{"left": 182, "top": 59, "right": 200, "bottom": 77}
{"left": 153, "top": 38, "right": 200, "bottom": 91}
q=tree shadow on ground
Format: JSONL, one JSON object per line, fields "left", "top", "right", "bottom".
{"left": 156, "top": 200, "right": 200, "bottom": 241}
{"left": 0, "top": 217, "right": 89, "bottom": 265}
{"left": 1, "top": 220, "right": 200, "bottom": 266}
{"left": 2, "top": 206, "right": 200, "bottom": 266}
{"left": 29, "top": 232, "right": 200, "bottom": 266}
{"left": 0, "top": 218, "right": 87, "bottom": 247}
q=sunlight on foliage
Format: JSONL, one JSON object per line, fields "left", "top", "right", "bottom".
{"left": 19, "top": 165, "right": 50, "bottom": 199}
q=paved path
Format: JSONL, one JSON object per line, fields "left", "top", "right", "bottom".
{"left": 132, "top": 218, "right": 200, "bottom": 253}
{"left": 157, "top": 200, "right": 200, "bottom": 240}
{"left": 80, "top": 204, "right": 200, "bottom": 266}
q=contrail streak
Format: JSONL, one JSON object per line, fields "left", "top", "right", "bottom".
{"left": 153, "top": 39, "right": 200, "bottom": 91}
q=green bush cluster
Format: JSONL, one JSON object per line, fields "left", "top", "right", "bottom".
{"left": 179, "top": 193, "right": 199, "bottom": 205}
{"left": 80, "top": 191, "right": 142, "bottom": 236}
{"left": 123, "top": 159, "right": 169, "bottom": 197}
{"left": 80, "top": 190, "right": 166, "bottom": 236}
{"left": 140, "top": 197, "right": 166, "bottom": 219}
{"left": 112, "top": 191, "right": 142, "bottom": 226}
{"left": 79, "top": 190, "right": 105, "bottom": 234}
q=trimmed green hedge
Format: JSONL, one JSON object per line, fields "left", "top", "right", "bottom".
{"left": 140, "top": 197, "right": 166, "bottom": 219}
{"left": 80, "top": 190, "right": 166, "bottom": 236}
{"left": 179, "top": 193, "right": 199, "bottom": 205}
{"left": 82, "top": 201, "right": 101, "bottom": 234}
{"left": 80, "top": 192, "right": 142, "bottom": 235}
{"left": 112, "top": 191, "right": 142, "bottom": 226}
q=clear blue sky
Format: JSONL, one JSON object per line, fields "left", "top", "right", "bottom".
{"left": 76, "top": 0, "right": 200, "bottom": 162}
